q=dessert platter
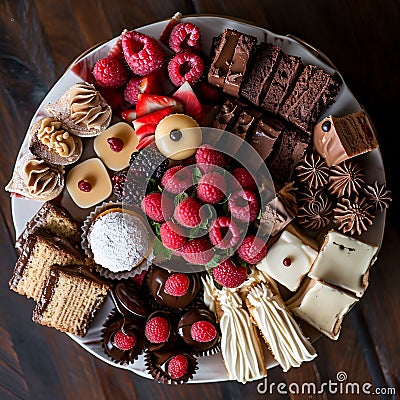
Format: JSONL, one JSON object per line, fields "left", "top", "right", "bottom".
{"left": 6, "top": 14, "right": 391, "bottom": 384}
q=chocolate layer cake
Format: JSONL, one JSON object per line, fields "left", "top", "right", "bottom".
{"left": 33, "top": 264, "right": 109, "bottom": 337}
{"left": 240, "top": 43, "right": 282, "bottom": 106}
{"left": 279, "top": 65, "right": 340, "bottom": 134}
{"left": 261, "top": 54, "right": 303, "bottom": 114}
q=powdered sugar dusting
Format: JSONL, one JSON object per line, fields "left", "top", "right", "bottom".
{"left": 88, "top": 211, "right": 150, "bottom": 272}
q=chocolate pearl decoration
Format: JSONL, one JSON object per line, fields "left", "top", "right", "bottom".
{"left": 322, "top": 120, "right": 331, "bottom": 132}
{"left": 169, "top": 130, "right": 182, "bottom": 142}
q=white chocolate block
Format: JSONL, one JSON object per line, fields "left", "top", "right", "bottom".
{"left": 308, "top": 231, "right": 378, "bottom": 297}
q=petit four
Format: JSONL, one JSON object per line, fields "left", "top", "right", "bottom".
{"left": 313, "top": 111, "right": 379, "bottom": 167}
{"left": 256, "top": 228, "right": 318, "bottom": 292}
{"left": 33, "top": 264, "right": 109, "bottom": 337}
{"left": 66, "top": 158, "right": 112, "bottom": 209}
{"left": 287, "top": 279, "right": 358, "bottom": 340}
{"left": 308, "top": 231, "right": 378, "bottom": 297}
{"left": 29, "top": 117, "right": 82, "bottom": 165}
{"left": 94, "top": 122, "right": 138, "bottom": 171}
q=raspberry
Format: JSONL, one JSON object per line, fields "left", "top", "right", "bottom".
{"left": 169, "top": 22, "right": 201, "bottom": 53}
{"left": 232, "top": 167, "right": 257, "bottom": 192}
{"left": 237, "top": 235, "right": 268, "bottom": 264}
{"left": 113, "top": 329, "right": 136, "bottom": 350}
{"left": 190, "top": 321, "right": 217, "bottom": 342}
{"left": 228, "top": 190, "right": 259, "bottom": 223}
{"left": 197, "top": 172, "right": 226, "bottom": 205}
{"left": 92, "top": 57, "right": 128, "bottom": 89}
{"left": 209, "top": 216, "right": 240, "bottom": 250}
{"left": 145, "top": 316, "right": 169, "bottom": 343}
{"left": 174, "top": 197, "right": 202, "bottom": 228}
{"left": 195, "top": 145, "right": 227, "bottom": 174}
{"left": 78, "top": 180, "right": 92, "bottom": 192}
{"left": 168, "top": 51, "right": 204, "bottom": 87}
{"left": 142, "top": 192, "right": 165, "bottom": 223}
{"left": 164, "top": 273, "right": 190, "bottom": 296}
{"left": 122, "top": 30, "right": 165, "bottom": 76}
{"left": 161, "top": 166, "right": 193, "bottom": 194}
{"left": 212, "top": 259, "right": 247, "bottom": 288}
{"left": 179, "top": 237, "right": 214, "bottom": 265}
{"left": 107, "top": 137, "right": 124, "bottom": 152}
{"left": 160, "top": 221, "right": 187, "bottom": 250}
{"left": 167, "top": 355, "right": 188, "bottom": 380}
{"left": 123, "top": 76, "right": 141, "bottom": 105}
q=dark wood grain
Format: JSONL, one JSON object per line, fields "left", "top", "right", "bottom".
{"left": 0, "top": 1, "right": 399, "bottom": 399}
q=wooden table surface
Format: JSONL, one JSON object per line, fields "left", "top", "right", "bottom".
{"left": 0, "top": 1, "right": 399, "bottom": 399}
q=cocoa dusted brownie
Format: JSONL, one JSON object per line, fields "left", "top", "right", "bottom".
{"left": 279, "top": 65, "right": 341, "bottom": 134}
{"left": 261, "top": 54, "right": 303, "bottom": 114}
{"left": 240, "top": 43, "right": 282, "bottom": 106}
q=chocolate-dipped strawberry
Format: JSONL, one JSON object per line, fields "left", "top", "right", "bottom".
{"left": 114, "top": 279, "right": 151, "bottom": 318}
{"left": 144, "top": 310, "right": 178, "bottom": 352}
{"left": 102, "top": 312, "right": 146, "bottom": 364}
{"left": 177, "top": 308, "right": 220, "bottom": 355}
{"left": 148, "top": 265, "right": 201, "bottom": 309}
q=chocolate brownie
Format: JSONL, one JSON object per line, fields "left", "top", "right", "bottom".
{"left": 212, "top": 98, "right": 245, "bottom": 131}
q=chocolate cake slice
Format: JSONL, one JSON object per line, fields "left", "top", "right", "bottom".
{"left": 33, "top": 264, "right": 109, "bottom": 337}
{"left": 279, "top": 65, "right": 341, "bottom": 134}
{"left": 212, "top": 97, "right": 245, "bottom": 131}
{"left": 10, "top": 233, "right": 86, "bottom": 301}
{"left": 240, "top": 43, "right": 282, "bottom": 106}
{"left": 267, "top": 127, "right": 311, "bottom": 183}
{"left": 261, "top": 54, "right": 303, "bottom": 114}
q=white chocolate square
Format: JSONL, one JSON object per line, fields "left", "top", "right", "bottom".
{"left": 308, "top": 231, "right": 378, "bottom": 297}
{"left": 256, "top": 230, "right": 318, "bottom": 292}
{"left": 287, "top": 279, "right": 358, "bottom": 340}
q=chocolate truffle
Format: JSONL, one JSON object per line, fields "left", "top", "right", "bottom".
{"left": 145, "top": 310, "right": 179, "bottom": 352}
{"left": 113, "top": 280, "right": 151, "bottom": 318}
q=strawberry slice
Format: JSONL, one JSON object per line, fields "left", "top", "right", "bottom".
{"left": 108, "top": 31, "right": 126, "bottom": 63}
{"left": 195, "top": 81, "right": 221, "bottom": 105}
{"left": 71, "top": 60, "right": 95, "bottom": 83}
{"left": 137, "top": 134, "right": 155, "bottom": 150}
{"left": 159, "top": 12, "right": 182, "bottom": 46}
{"left": 138, "top": 72, "right": 163, "bottom": 95}
{"left": 98, "top": 87, "right": 124, "bottom": 111}
{"left": 121, "top": 109, "right": 137, "bottom": 123}
{"left": 136, "top": 94, "right": 183, "bottom": 118}
{"left": 172, "top": 82, "right": 202, "bottom": 121}
{"left": 133, "top": 107, "right": 173, "bottom": 131}
{"left": 135, "top": 124, "right": 157, "bottom": 141}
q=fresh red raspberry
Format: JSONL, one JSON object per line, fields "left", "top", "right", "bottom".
{"left": 190, "top": 321, "right": 217, "bottom": 342}
{"left": 92, "top": 57, "right": 129, "bottom": 89}
{"left": 179, "top": 237, "right": 214, "bottom": 265}
{"left": 161, "top": 166, "right": 193, "bottom": 194}
{"left": 169, "top": 22, "right": 201, "bottom": 53}
{"left": 123, "top": 76, "right": 141, "bottom": 105}
{"left": 164, "top": 273, "right": 190, "bottom": 296}
{"left": 209, "top": 216, "right": 240, "bottom": 250}
{"left": 160, "top": 221, "right": 187, "bottom": 250}
{"left": 212, "top": 259, "right": 248, "bottom": 288}
{"left": 232, "top": 167, "right": 257, "bottom": 192}
{"left": 228, "top": 190, "right": 259, "bottom": 223}
{"left": 141, "top": 192, "right": 165, "bottom": 223}
{"left": 174, "top": 197, "right": 202, "bottom": 228}
{"left": 122, "top": 30, "right": 165, "bottom": 76}
{"left": 113, "top": 329, "right": 136, "bottom": 350}
{"left": 197, "top": 173, "right": 226, "bottom": 205}
{"left": 145, "top": 316, "right": 169, "bottom": 343}
{"left": 195, "top": 145, "right": 227, "bottom": 174}
{"left": 237, "top": 235, "right": 268, "bottom": 264}
{"left": 167, "top": 355, "right": 189, "bottom": 380}
{"left": 168, "top": 51, "right": 204, "bottom": 87}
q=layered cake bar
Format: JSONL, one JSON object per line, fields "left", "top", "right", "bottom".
{"left": 10, "top": 233, "right": 85, "bottom": 301}
{"left": 280, "top": 65, "right": 340, "bottom": 134}
{"left": 313, "top": 111, "right": 379, "bottom": 167}
{"left": 33, "top": 264, "right": 109, "bottom": 337}
{"left": 240, "top": 42, "right": 282, "bottom": 106}
{"left": 261, "top": 53, "right": 303, "bottom": 114}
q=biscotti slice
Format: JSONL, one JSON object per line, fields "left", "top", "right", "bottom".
{"left": 261, "top": 53, "right": 303, "bottom": 113}
{"left": 10, "top": 233, "right": 85, "bottom": 301}
{"left": 15, "top": 201, "right": 80, "bottom": 254}
{"left": 33, "top": 264, "right": 109, "bottom": 337}
{"left": 240, "top": 42, "right": 282, "bottom": 106}
{"left": 280, "top": 65, "right": 340, "bottom": 134}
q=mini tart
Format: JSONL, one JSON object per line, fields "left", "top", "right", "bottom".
{"left": 84, "top": 206, "right": 153, "bottom": 279}
{"left": 29, "top": 118, "right": 83, "bottom": 165}
{"left": 101, "top": 309, "right": 146, "bottom": 365}
{"left": 145, "top": 349, "right": 198, "bottom": 384}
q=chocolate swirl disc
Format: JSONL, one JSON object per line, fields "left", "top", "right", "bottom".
{"left": 296, "top": 153, "right": 330, "bottom": 189}
{"left": 364, "top": 181, "right": 392, "bottom": 212}
{"left": 328, "top": 159, "right": 365, "bottom": 198}
{"left": 114, "top": 280, "right": 151, "bottom": 318}
{"left": 297, "top": 191, "right": 333, "bottom": 230}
